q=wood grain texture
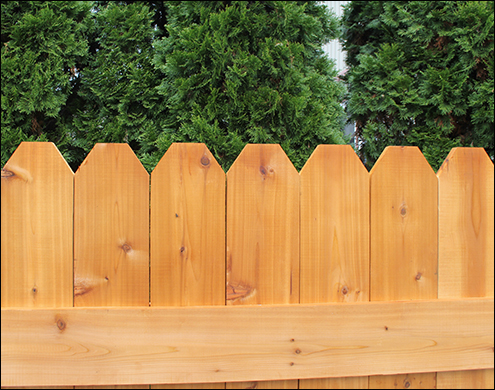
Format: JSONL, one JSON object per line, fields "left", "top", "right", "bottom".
{"left": 370, "top": 146, "right": 438, "bottom": 301}
{"left": 73, "top": 143, "right": 149, "bottom": 389}
{"left": 368, "top": 373, "right": 436, "bottom": 389}
{"left": 73, "top": 143, "right": 149, "bottom": 307}
{"left": 1, "top": 142, "right": 74, "bottom": 390}
{"left": 226, "top": 144, "right": 299, "bottom": 305}
{"left": 301, "top": 377, "right": 368, "bottom": 389}
{"left": 1, "top": 298, "right": 493, "bottom": 387}
{"left": 226, "top": 144, "right": 299, "bottom": 389}
{"left": 151, "top": 143, "right": 225, "bottom": 390}
{"left": 437, "top": 148, "right": 494, "bottom": 389}
{"left": 437, "top": 148, "right": 494, "bottom": 299}
{"left": 299, "top": 145, "right": 369, "bottom": 390}
{"left": 150, "top": 143, "right": 225, "bottom": 307}
{"left": 369, "top": 147, "right": 438, "bottom": 388}
{"left": 1, "top": 142, "right": 73, "bottom": 309}
{"left": 436, "top": 370, "right": 494, "bottom": 389}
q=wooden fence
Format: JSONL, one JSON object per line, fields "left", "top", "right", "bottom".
{"left": 1, "top": 142, "right": 493, "bottom": 389}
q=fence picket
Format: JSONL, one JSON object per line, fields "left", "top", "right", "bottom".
{"left": 150, "top": 143, "right": 225, "bottom": 389}
{"left": 369, "top": 146, "right": 438, "bottom": 388}
{"left": 437, "top": 148, "right": 494, "bottom": 389}
{"left": 73, "top": 143, "right": 149, "bottom": 307}
{"left": 73, "top": 143, "right": 149, "bottom": 389}
{"left": 1, "top": 142, "right": 73, "bottom": 309}
{"left": 299, "top": 145, "right": 369, "bottom": 389}
{"left": 1, "top": 142, "right": 74, "bottom": 389}
{"left": 226, "top": 144, "right": 299, "bottom": 389}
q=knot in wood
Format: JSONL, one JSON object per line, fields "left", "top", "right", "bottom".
{"left": 201, "top": 156, "right": 210, "bottom": 166}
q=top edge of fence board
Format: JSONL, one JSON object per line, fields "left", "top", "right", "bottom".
{"left": 75, "top": 143, "right": 149, "bottom": 176}
{"left": 1, "top": 298, "right": 493, "bottom": 387}
{"left": 3, "top": 142, "right": 493, "bottom": 176}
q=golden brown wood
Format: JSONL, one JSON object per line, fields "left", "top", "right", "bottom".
{"left": 226, "top": 380, "right": 297, "bottom": 389}
{"left": 151, "top": 143, "right": 225, "bottom": 390}
{"left": 369, "top": 146, "right": 438, "bottom": 388}
{"left": 1, "top": 142, "right": 73, "bottom": 309}
{"left": 73, "top": 144, "right": 149, "bottom": 390}
{"left": 226, "top": 144, "right": 299, "bottom": 306}
{"left": 368, "top": 373, "right": 436, "bottom": 389}
{"left": 1, "top": 142, "right": 74, "bottom": 390}
{"left": 299, "top": 145, "right": 369, "bottom": 389}
{"left": 226, "top": 144, "right": 299, "bottom": 389}
{"left": 436, "top": 370, "right": 494, "bottom": 389}
{"left": 1, "top": 298, "right": 493, "bottom": 387}
{"left": 437, "top": 148, "right": 495, "bottom": 389}
{"left": 301, "top": 377, "right": 368, "bottom": 389}
{"left": 73, "top": 143, "right": 149, "bottom": 307}
{"left": 437, "top": 148, "right": 494, "bottom": 299}
{"left": 150, "top": 143, "right": 225, "bottom": 307}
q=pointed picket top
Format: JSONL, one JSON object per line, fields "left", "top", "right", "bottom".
{"left": 2, "top": 141, "right": 73, "bottom": 177}
{"left": 150, "top": 143, "right": 225, "bottom": 306}
{"left": 76, "top": 143, "right": 148, "bottom": 176}
{"left": 437, "top": 147, "right": 494, "bottom": 299}
{"left": 300, "top": 144, "right": 368, "bottom": 176}
{"left": 226, "top": 144, "right": 299, "bottom": 306}
{"left": 300, "top": 145, "right": 370, "bottom": 305}
{"left": 1, "top": 142, "right": 73, "bottom": 308}
{"left": 370, "top": 145, "right": 436, "bottom": 175}
{"left": 227, "top": 143, "right": 298, "bottom": 178}
{"left": 370, "top": 146, "right": 438, "bottom": 301}
{"left": 74, "top": 143, "right": 149, "bottom": 307}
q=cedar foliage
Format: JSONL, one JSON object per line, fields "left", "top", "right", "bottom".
{"left": 152, "top": 0, "right": 347, "bottom": 171}
{"left": 2, "top": 0, "right": 346, "bottom": 172}
{"left": 1, "top": 1, "right": 92, "bottom": 167}
{"left": 341, "top": 1, "right": 494, "bottom": 170}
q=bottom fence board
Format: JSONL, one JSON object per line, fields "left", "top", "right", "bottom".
{"left": 1, "top": 298, "right": 493, "bottom": 387}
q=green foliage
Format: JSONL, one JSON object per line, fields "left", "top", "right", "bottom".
{"left": 1, "top": 1, "right": 92, "bottom": 167}
{"left": 342, "top": 1, "right": 494, "bottom": 171}
{"left": 72, "top": 1, "right": 168, "bottom": 172}
{"left": 153, "top": 1, "right": 347, "bottom": 171}
{"left": 2, "top": 1, "right": 347, "bottom": 172}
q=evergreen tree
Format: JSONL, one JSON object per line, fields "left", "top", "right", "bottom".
{"left": 341, "top": 1, "right": 494, "bottom": 170}
{"left": 72, "top": 1, "right": 169, "bottom": 172}
{"left": 1, "top": 1, "right": 92, "bottom": 167}
{"left": 153, "top": 0, "right": 347, "bottom": 171}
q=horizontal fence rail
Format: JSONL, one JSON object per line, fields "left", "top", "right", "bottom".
{"left": 1, "top": 142, "right": 494, "bottom": 389}
{"left": 1, "top": 298, "right": 493, "bottom": 387}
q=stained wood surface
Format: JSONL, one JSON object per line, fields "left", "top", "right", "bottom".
{"left": 1, "top": 298, "right": 493, "bottom": 387}
{"left": 73, "top": 144, "right": 149, "bottom": 307}
{"left": 437, "top": 148, "right": 494, "bottom": 389}
{"left": 368, "top": 373, "right": 436, "bottom": 389}
{"left": 1, "top": 142, "right": 74, "bottom": 390}
{"left": 436, "top": 370, "right": 494, "bottom": 389}
{"left": 299, "top": 145, "right": 369, "bottom": 389}
{"left": 1, "top": 142, "right": 73, "bottom": 309}
{"left": 151, "top": 143, "right": 225, "bottom": 390}
{"left": 150, "top": 143, "right": 225, "bottom": 307}
{"left": 226, "top": 144, "right": 299, "bottom": 389}
{"left": 369, "top": 146, "right": 438, "bottom": 388}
